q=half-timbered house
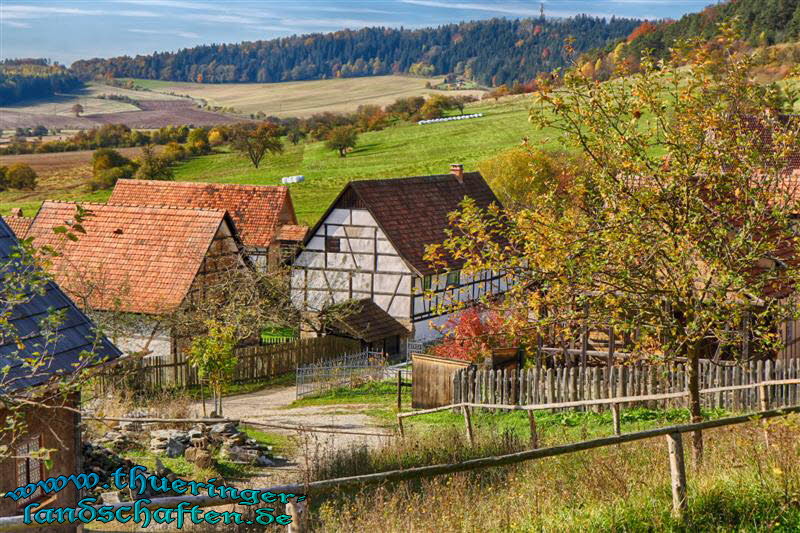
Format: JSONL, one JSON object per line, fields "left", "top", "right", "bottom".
{"left": 291, "top": 165, "right": 508, "bottom": 350}
{"left": 108, "top": 180, "right": 306, "bottom": 270}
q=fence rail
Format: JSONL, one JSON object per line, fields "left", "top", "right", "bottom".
{"left": 295, "top": 351, "right": 388, "bottom": 398}
{"left": 4, "top": 403, "right": 800, "bottom": 531}
{"left": 97, "top": 336, "right": 361, "bottom": 391}
{"left": 452, "top": 357, "right": 800, "bottom": 411}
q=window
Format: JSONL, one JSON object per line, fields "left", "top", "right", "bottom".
{"left": 16, "top": 435, "right": 43, "bottom": 506}
{"left": 325, "top": 236, "right": 341, "bottom": 253}
{"left": 422, "top": 275, "right": 432, "bottom": 291}
{"left": 446, "top": 270, "right": 461, "bottom": 287}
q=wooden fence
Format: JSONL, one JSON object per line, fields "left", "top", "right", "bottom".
{"left": 98, "top": 336, "right": 361, "bottom": 391}
{"left": 452, "top": 357, "right": 800, "bottom": 411}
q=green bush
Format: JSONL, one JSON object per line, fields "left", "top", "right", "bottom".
{"left": 87, "top": 164, "right": 136, "bottom": 191}
{"left": 5, "top": 163, "right": 37, "bottom": 190}
{"left": 92, "top": 148, "right": 133, "bottom": 176}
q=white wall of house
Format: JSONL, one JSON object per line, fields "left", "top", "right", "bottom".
{"left": 292, "top": 208, "right": 414, "bottom": 322}
{"left": 292, "top": 207, "right": 509, "bottom": 341}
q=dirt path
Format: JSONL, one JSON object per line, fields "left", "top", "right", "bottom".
{"left": 190, "top": 385, "right": 393, "bottom": 484}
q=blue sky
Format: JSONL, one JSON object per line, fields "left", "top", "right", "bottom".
{"left": 1, "top": 0, "right": 715, "bottom": 66}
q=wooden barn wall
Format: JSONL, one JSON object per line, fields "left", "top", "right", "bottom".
{"left": 411, "top": 353, "right": 471, "bottom": 409}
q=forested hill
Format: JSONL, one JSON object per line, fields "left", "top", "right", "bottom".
{"left": 0, "top": 59, "right": 84, "bottom": 106}
{"left": 69, "top": 16, "right": 640, "bottom": 87}
{"left": 625, "top": 0, "right": 800, "bottom": 59}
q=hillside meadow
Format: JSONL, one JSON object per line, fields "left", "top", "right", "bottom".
{"left": 127, "top": 75, "right": 485, "bottom": 117}
{"left": 0, "top": 97, "right": 549, "bottom": 224}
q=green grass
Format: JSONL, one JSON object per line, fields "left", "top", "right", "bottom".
{"left": 172, "top": 97, "right": 548, "bottom": 224}
{"left": 0, "top": 97, "right": 550, "bottom": 221}
{"left": 289, "top": 379, "right": 412, "bottom": 408}
{"left": 185, "top": 371, "right": 296, "bottom": 401}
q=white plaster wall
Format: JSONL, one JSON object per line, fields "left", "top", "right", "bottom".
{"left": 291, "top": 208, "right": 412, "bottom": 319}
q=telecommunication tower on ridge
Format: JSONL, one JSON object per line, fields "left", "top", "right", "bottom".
{"left": 540, "top": 2, "right": 545, "bottom": 20}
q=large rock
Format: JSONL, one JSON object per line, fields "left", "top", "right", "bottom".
{"left": 209, "top": 422, "right": 238, "bottom": 436}
{"left": 164, "top": 438, "right": 186, "bottom": 458}
{"left": 185, "top": 448, "right": 213, "bottom": 469}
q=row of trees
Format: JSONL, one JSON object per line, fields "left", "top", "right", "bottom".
{"left": 69, "top": 16, "right": 640, "bottom": 87}
{"left": 0, "top": 123, "right": 206, "bottom": 155}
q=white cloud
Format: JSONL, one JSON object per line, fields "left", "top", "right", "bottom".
{"left": 128, "top": 28, "right": 199, "bottom": 37}
{"left": 1, "top": 19, "right": 31, "bottom": 28}
{"left": 2, "top": 4, "right": 159, "bottom": 20}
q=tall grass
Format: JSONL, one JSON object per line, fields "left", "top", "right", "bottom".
{"left": 307, "top": 415, "right": 800, "bottom": 531}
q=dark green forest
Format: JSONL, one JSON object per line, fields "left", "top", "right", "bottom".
{"left": 68, "top": 16, "right": 640, "bottom": 86}
{"left": 625, "top": 0, "right": 800, "bottom": 59}
{"left": 0, "top": 60, "right": 84, "bottom": 106}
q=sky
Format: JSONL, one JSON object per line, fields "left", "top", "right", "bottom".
{"left": 0, "top": 0, "right": 717, "bottom": 66}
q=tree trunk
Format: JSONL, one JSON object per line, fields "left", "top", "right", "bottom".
{"left": 216, "top": 385, "right": 223, "bottom": 417}
{"left": 686, "top": 344, "right": 703, "bottom": 466}
{"left": 339, "top": 148, "right": 346, "bottom": 157}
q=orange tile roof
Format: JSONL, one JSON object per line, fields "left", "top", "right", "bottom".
{"left": 277, "top": 224, "right": 308, "bottom": 242}
{"left": 2, "top": 214, "right": 33, "bottom": 237}
{"left": 26, "top": 201, "right": 231, "bottom": 315}
{"left": 108, "top": 180, "right": 296, "bottom": 249}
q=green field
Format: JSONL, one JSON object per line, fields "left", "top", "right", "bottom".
{"left": 0, "top": 97, "right": 551, "bottom": 223}
{"left": 128, "top": 75, "right": 486, "bottom": 117}
{"left": 173, "top": 97, "right": 547, "bottom": 224}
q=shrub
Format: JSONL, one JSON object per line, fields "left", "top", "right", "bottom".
{"left": 87, "top": 165, "right": 136, "bottom": 191}
{"left": 5, "top": 163, "right": 37, "bottom": 190}
{"left": 92, "top": 148, "right": 133, "bottom": 177}
{"left": 0, "top": 166, "right": 7, "bottom": 192}
{"left": 162, "top": 141, "right": 188, "bottom": 163}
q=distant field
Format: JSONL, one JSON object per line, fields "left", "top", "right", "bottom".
{"left": 0, "top": 97, "right": 539, "bottom": 223}
{"left": 0, "top": 82, "right": 237, "bottom": 130}
{"left": 128, "top": 75, "right": 486, "bottom": 117}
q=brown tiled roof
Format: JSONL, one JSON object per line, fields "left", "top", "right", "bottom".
{"left": 328, "top": 299, "right": 409, "bottom": 343}
{"left": 25, "top": 201, "right": 231, "bottom": 315}
{"left": 277, "top": 224, "right": 308, "bottom": 242}
{"left": 108, "top": 180, "right": 296, "bottom": 249}
{"left": 2, "top": 214, "right": 33, "bottom": 237}
{"left": 312, "top": 172, "right": 500, "bottom": 275}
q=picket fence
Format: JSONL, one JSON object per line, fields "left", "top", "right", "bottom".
{"left": 98, "top": 336, "right": 360, "bottom": 391}
{"left": 452, "top": 357, "right": 800, "bottom": 411}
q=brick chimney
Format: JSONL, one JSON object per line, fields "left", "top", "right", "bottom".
{"left": 9, "top": 208, "right": 22, "bottom": 217}
{"left": 450, "top": 163, "right": 464, "bottom": 183}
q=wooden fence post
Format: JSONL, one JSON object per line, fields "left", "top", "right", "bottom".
{"left": 462, "top": 405, "right": 475, "bottom": 446}
{"left": 666, "top": 432, "right": 688, "bottom": 517}
{"left": 397, "top": 370, "right": 403, "bottom": 412}
{"left": 760, "top": 383, "right": 770, "bottom": 448}
{"left": 397, "top": 416, "right": 405, "bottom": 439}
{"left": 287, "top": 498, "right": 307, "bottom": 533}
{"left": 611, "top": 403, "right": 621, "bottom": 436}
{"left": 528, "top": 410, "right": 538, "bottom": 449}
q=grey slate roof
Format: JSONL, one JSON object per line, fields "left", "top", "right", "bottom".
{"left": 0, "top": 218, "right": 122, "bottom": 393}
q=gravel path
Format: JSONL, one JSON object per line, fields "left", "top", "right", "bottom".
{"left": 189, "top": 385, "right": 394, "bottom": 484}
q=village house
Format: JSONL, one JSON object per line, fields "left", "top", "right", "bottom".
{"left": 291, "top": 165, "right": 508, "bottom": 353}
{"left": 107, "top": 180, "right": 307, "bottom": 270}
{"left": 0, "top": 217, "right": 122, "bottom": 532}
{"left": 22, "top": 201, "right": 244, "bottom": 369}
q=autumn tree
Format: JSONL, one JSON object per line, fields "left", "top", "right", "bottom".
{"left": 229, "top": 122, "right": 283, "bottom": 169}
{"left": 71, "top": 103, "right": 84, "bottom": 117}
{"left": 6, "top": 163, "right": 37, "bottom": 190}
{"left": 430, "top": 26, "right": 800, "bottom": 466}
{"left": 325, "top": 126, "right": 358, "bottom": 157}
{"left": 134, "top": 144, "right": 173, "bottom": 180}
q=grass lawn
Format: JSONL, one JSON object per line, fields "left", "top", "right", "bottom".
{"left": 0, "top": 97, "right": 539, "bottom": 221}
{"left": 172, "top": 97, "right": 549, "bottom": 224}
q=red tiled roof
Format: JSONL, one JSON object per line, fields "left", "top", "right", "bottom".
{"left": 108, "top": 180, "right": 296, "bottom": 248}
{"left": 277, "top": 224, "right": 307, "bottom": 242}
{"left": 316, "top": 172, "right": 501, "bottom": 275}
{"left": 25, "top": 201, "right": 232, "bottom": 315}
{"left": 2, "top": 214, "right": 33, "bottom": 237}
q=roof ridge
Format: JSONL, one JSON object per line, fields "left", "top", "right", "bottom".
{"left": 41, "top": 200, "right": 227, "bottom": 214}
{"left": 117, "top": 180, "right": 289, "bottom": 190}
{"left": 349, "top": 171, "right": 481, "bottom": 187}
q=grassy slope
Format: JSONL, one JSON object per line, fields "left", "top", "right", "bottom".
{"left": 173, "top": 97, "right": 547, "bottom": 224}
{"left": 128, "top": 75, "right": 485, "bottom": 117}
